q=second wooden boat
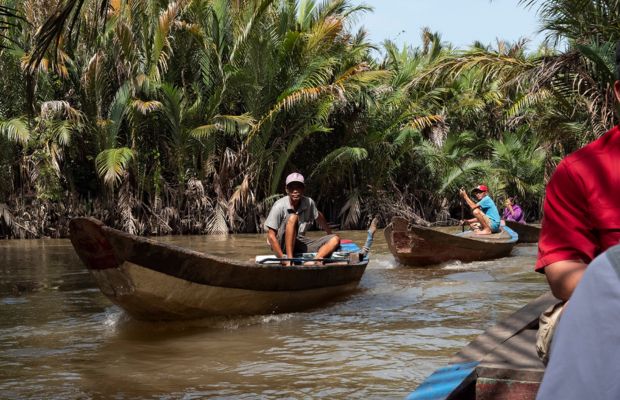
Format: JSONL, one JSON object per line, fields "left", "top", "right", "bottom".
{"left": 69, "top": 217, "right": 375, "bottom": 320}
{"left": 384, "top": 217, "right": 518, "bottom": 266}
{"left": 505, "top": 220, "right": 541, "bottom": 243}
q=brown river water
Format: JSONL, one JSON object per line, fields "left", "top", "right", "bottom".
{"left": 0, "top": 229, "right": 548, "bottom": 399}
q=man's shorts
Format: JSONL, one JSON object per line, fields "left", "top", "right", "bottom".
{"left": 482, "top": 214, "right": 501, "bottom": 233}
{"left": 275, "top": 213, "right": 336, "bottom": 253}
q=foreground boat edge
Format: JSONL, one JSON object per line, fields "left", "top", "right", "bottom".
{"left": 407, "top": 292, "right": 558, "bottom": 400}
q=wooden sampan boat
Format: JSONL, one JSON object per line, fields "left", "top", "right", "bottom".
{"left": 504, "top": 221, "right": 541, "bottom": 244}
{"left": 384, "top": 217, "right": 518, "bottom": 267}
{"left": 69, "top": 217, "right": 373, "bottom": 320}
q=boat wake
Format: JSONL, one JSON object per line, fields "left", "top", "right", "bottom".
{"left": 440, "top": 260, "right": 494, "bottom": 271}
{"left": 102, "top": 308, "right": 297, "bottom": 338}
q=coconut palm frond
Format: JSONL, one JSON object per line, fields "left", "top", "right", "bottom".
{"left": 40, "top": 100, "right": 84, "bottom": 122}
{"left": 312, "top": 146, "right": 368, "bottom": 175}
{"left": 191, "top": 124, "right": 218, "bottom": 139}
{"left": 28, "top": 0, "right": 110, "bottom": 72}
{"left": 131, "top": 99, "right": 163, "bottom": 115}
{"left": 106, "top": 83, "right": 132, "bottom": 147}
{"left": 149, "top": 1, "right": 181, "bottom": 81}
{"left": 0, "top": 5, "right": 26, "bottom": 49}
{"left": 306, "top": 15, "right": 343, "bottom": 52}
{"left": 95, "top": 147, "right": 135, "bottom": 188}
{"left": 506, "top": 88, "right": 552, "bottom": 120}
{"left": 229, "top": 175, "right": 254, "bottom": 209}
{"left": 286, "top": 57, "right": 339, "bottom": 93}
{"left": 228, "top": 0, "right": 276, "bottom": 65}
{"left": 207, "top": 202, "right": 228, "bottom": 235}
{"left": 407, "top": 114, "right": 443, "bottom": 131}
{"left": 50, "top": 120, "right": 75, "bottom": 146}
{"left": 0, "top": 118, "right": 29, "bottom": 144}
{"left": 115, "top": 21, "right": 138, "bottom": 66}
{"left": 191, "top": 113, "right": 254, "bottom": 139}
{"left": 439, "top": 159, "right": 490, "bottom": 194}
{"left": 338, "top": 189, "right": 362, "bottom": 229}
{"left": 213, "top": 113, "right": 255, "bottom": 136}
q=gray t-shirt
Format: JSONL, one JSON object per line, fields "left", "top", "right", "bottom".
{"left": 264, "top": 196, "right": 319, "bottom": 235}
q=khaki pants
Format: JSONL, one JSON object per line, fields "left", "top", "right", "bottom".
{"left": 536, "top": 301, "right": 565, "bottom": 366}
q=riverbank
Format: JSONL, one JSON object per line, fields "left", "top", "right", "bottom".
{"left": 0, "top": 192, "right": 440, "bottom": 239}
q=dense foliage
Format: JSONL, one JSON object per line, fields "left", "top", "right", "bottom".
{"left": 0, "top": 0, "right": 618, "bottom": 237}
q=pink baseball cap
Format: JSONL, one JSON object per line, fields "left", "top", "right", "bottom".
{"left": 285, "top": 172, "right": 305, "bottom": 186}
{"left": 472, "top": 184, "right": 489, "bottom": 193}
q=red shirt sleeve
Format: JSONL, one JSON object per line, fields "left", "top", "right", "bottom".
{"left": 535, "top": 161, "right": 598, "bottom": 271}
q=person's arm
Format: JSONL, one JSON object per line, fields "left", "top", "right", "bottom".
{"left": 510, "top": 205, "right": 523, "bottom": 221}
{"left": 536, "top": 162, "right": 597, "bottom": 300}
{"left": 316, "top": 211, "right": 333, "bottom": 235}
{"left": 544, "top": 260, "right": 587, "bottom": 301}
{"left": 266, "top": 228, "right": 284, "bottom": 258}
{"left": 459, "top": 189, "right": 479, "bottom": 210}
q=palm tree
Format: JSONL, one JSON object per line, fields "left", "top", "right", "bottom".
{"left": 489, "top": 128, "right": 547, "bottom": 216}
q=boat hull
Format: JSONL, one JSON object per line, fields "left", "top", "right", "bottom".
{"left": 505, "top": 221, "right": 541, "bottom": 244}
{"left": 384, "top": 217, "right": 518, "bottom": 267}
{"left": 70, "top": 217, "right": 367, "bottom": 320}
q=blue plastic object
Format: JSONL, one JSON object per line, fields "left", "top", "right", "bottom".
{"left": 406, "top": 361, "right": 479, "bottom": 400}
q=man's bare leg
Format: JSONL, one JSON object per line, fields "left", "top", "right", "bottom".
{"left": 305, "top": 235, "right": 340, "bottom": 265}
{"left": 472, "top": 208, "right": 492, "bottom": 235}
{"left": 283, "top": 214, "right": 299, "bottom": 265}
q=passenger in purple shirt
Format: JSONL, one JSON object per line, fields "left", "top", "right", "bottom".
{"left": 502, "top": 197, "right": 526, "bottom": 223}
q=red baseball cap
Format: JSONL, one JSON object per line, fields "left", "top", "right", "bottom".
{"left": 472, "top": 184, "right": 488, "bottom": 193}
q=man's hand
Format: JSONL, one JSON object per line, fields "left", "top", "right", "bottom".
{"left": 459, "top": 188, "right": 467, "bottom": 198}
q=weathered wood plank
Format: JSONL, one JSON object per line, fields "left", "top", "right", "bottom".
{"left": 451, "top": 292, "right": 557, "bottom": 364}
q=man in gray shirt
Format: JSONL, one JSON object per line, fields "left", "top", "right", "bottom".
{"left": 265, "top": 173, "right": 340, "bottom": 265}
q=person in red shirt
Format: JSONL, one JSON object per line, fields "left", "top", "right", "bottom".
{"left": 536, "top": 41, "right": 620, "bottom": 302}
{"left": 536, "top": 122, "right": 620, "bottom": 301}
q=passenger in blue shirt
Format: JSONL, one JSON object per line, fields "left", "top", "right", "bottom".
{"left": 459, "top": 185, "right": 501, "bottom": 235}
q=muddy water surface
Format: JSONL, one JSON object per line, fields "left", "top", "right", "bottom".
{"left": 0, "top": 230, "right": 547, "bottom": 399}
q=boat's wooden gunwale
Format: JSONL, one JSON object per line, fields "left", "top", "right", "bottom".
{"left": 505, "top": 221, "right": 541, "bottom": 244}
{"left": 70, "top": 217, "right": 367, "bottom": 292}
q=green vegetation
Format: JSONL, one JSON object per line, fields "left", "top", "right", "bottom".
{"left": 0, "top": 0, "right": 618, "bottom": 237}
